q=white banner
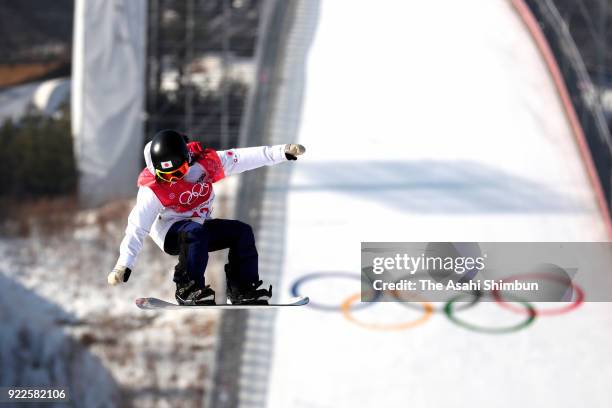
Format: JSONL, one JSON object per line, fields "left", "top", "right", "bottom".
{"left": 72, "top": 0, "right": 147, "bottom": 206}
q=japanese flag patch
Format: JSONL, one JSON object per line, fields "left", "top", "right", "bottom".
{"left": 161, "top": 161, "right": 173, "bottom": 169}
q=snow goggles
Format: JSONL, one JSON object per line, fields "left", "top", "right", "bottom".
{"left": 155, "top": 161, "right": 189, "bottom": 182}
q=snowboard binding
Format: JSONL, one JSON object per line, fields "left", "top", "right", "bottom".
{"left": 225, "top": 264, "right": 272, "bottom": 305}
{"left": 175, "top": 280, "right": 215, "bottom": 306}
{"left": 227, "top": 280, "right": 273, "bottom": 305}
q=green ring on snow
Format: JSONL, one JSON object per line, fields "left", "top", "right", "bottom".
{"left": 444, "top": 293, "right": 536, "bottom": 334}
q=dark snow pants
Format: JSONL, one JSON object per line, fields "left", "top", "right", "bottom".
{"left": 163, "top": 219, "right": 259, "bottom": 289}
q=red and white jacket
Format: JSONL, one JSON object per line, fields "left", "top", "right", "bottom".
{"left": 116, "top": 142, "right": 289, "bottom": 269}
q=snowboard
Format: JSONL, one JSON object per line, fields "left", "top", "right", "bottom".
{"left": 135, "top": 296, "right": 309, "bottom": 310}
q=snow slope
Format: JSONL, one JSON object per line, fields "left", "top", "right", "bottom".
{"left": 0, "top": 273, "right": 122, "bottom": 407}
{"left": 0, "top": 184, "right": 237, "bottom": 407}
{"left": 249, "top": 0, "right": 612, "bottom": 407}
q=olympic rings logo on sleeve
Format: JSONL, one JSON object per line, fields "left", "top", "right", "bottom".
{"left": 290, "top": 272, "right": 585, "bottom": 334}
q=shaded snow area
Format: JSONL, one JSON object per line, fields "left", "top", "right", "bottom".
{"left": 0, "top": 192, "right": 232, "bottom": 407}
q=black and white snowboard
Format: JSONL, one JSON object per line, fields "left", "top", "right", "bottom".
{"left": 135, "top": 296, "right": 309, "bottom": 310}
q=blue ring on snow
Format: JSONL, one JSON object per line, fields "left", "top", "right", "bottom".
{"left": 290, "top": 271, "right": 382, "bottom": 311}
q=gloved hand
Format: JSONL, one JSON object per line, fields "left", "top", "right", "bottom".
{"left": 108, "top": 265, "right": 132, "bottom": 286}
{"left": 285, "top": 144, "right": 306, "bottom": 161}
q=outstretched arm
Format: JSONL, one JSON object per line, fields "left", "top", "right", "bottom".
{"left": 108, "top": 187, "right": 163, "bottom": 285}
{"left": 217, "top": 144, "right": 305, "bottom": 177}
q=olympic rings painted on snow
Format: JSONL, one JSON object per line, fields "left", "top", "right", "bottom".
{"left": 389, "top": 272, "right": 483, "bottom": 313}
{"left": 444, "top": 293, "right": 536, "bottom": 334}
{"left": 289, "top": 272, "right": 583, "bottom": 333}
{"left": 291, "top": 272, "right": 382, "bottom": 311}
{"left": 341, "top": 293, "right": 434, "bottom": 331}
{"left": 492, "top": 272, "right": 585, "bottom": 316}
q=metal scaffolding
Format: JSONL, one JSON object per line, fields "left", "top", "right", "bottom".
{"left": 145, "top": 0, "right": 262, "bottom": 149}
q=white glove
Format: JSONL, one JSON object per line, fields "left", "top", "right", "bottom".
{"left": 285, "top": 144, "right": 306, "bottom": 160}
{"left": 108, "top": 265, "right": 132, "bottom": 286}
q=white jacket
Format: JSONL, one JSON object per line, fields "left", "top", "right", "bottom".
{"left": 116, "top": 143, "right": 289, "bottom": 269}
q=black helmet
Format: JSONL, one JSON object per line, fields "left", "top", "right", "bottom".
{"left": 150, "top": 130, "right": 190, "bottom": 172}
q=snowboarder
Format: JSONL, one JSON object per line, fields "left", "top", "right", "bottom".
{"left": 107, "top": 129, "right": 305, "bottom": 305}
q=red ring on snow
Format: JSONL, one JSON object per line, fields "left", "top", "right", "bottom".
{"left": 492, "top": 272, "right": 584, "bottom": 316}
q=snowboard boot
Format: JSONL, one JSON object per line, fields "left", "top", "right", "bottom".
{"left": 175, "top": 280, "right": 215, "bottom": 306}
{"left": 227, "top": 279, "right": 272, "bottom": 305}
